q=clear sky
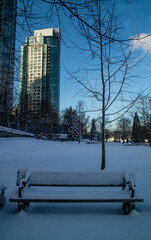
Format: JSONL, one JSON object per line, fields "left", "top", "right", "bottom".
{"left": 15, "top": 0, "right": 151, "bottom": 121}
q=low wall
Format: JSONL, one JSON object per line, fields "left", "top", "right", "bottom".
{"left": 0, "top": 126, "right": 34, "bottom": 138}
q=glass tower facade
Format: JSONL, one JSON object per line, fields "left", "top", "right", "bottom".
{"left": 19, "top": 28, "right": 60, "bottom": 115}
{"left": 0, "top": 0, "right": 17, "bottom": 113}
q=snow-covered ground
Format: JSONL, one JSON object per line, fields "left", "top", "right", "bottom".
{"left": 0, "top": 137, "right": 151, "bottom": 240}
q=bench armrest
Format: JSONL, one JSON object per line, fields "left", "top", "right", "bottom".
{"left": 0, "top": 182, "right": 6, "bottom": 194}
{"left": 123, "top": 172, "right": 135, "bottom": 198}
{"left": 124, "top": 180, "right": 135, "bottom": 198}
{"left": 18, "top": 170, "right": 30, "bottom": 197}
{"left": 18, "top": 179, "right": 28, "bottom": 198}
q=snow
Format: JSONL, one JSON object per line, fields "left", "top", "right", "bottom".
{"left": 16, "top": 169, "right": 135, "bottom": 186}
{"left": 10, "top": 187, "right": 143, "bottom": 202}
{"left": 0, "top": 181, "right": 5, "bottom": 192}
{"left": 0, "top": 138, "right": 151, "bottom": 240}
{"left": 0, "top": 125, "right": 34, "bottom": 137}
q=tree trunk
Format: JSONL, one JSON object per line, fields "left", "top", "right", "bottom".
{"left": 100, "top": 28, "right": 105, "bottom": 170}
{"left": 101, "top": 107, "right": 105, "bottom": 170}
{"left": 98, "top": 3, "right": 106, "bottom": 170}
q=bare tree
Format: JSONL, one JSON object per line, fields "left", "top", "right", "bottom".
{"left": 116, "top": 117, "right": 131, "bottom": 143}
{"left": 26, "top": 0, "right": 147, "bottom": 169}
{"left": 45, "top": 0, "right": 143, "bottom": 169}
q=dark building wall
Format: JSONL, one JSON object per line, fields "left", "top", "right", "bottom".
{"left": 44, "top": 36, "right": 60, "bottom": 113}
{"left": 0, "top": 0, "right": 17, "bottom": 115}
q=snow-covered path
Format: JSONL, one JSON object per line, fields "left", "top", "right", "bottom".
{"left": 0, "top": 138, "right": 151, "bottom": 240}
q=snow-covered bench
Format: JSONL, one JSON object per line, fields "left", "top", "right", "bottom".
{"left": 0, "top": 181, "right": 6, "bottom": 208}
{"left": 9, "top": 169, "right": 144, "bottom": 214}
{"left": 86, "top": 140, "right": 98, "bottom": 144}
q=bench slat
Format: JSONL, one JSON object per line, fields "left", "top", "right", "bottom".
{"left": 29, "top": 184, "right": 123, "bottom": 187}
{"left": 10, "top": 198, "right": 144, "bottom": 203}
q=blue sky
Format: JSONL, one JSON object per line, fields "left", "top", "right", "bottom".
{"left": 16, "top": 0, "right": 151, "bottom": 120}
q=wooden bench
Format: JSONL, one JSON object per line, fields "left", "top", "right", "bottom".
{"left": 9, "top": 169, "right": 144, "bottom": 214}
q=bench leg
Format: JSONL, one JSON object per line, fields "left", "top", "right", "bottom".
{"left": 18, "top": 202, "right": 29, "bottom": 212}
{"left": 122, "top": 202, "right": 135, "bottom": 215}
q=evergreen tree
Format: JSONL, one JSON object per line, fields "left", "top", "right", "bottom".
{"left": 62, "top": 107, "right": 79, "bottom": 141}
{"left": 132, "top": 112, "right": 141, "bottom": 143}
{"left": 90, "top": 119, "right": 97, "bottom": 140}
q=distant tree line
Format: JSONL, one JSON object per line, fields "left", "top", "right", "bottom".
{"left": 3, "top": 97, "right": 150, "bottom": 147}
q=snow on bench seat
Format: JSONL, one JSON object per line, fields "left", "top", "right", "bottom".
{"left": 10, "top": 187, "right": 143, "bottom": 203}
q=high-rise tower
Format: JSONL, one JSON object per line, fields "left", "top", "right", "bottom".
{"left": 0, "top": 0, "right": 17, "bottom": 115}
{"left": 19, "top": 28, "right": 60, "bottom": 115}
